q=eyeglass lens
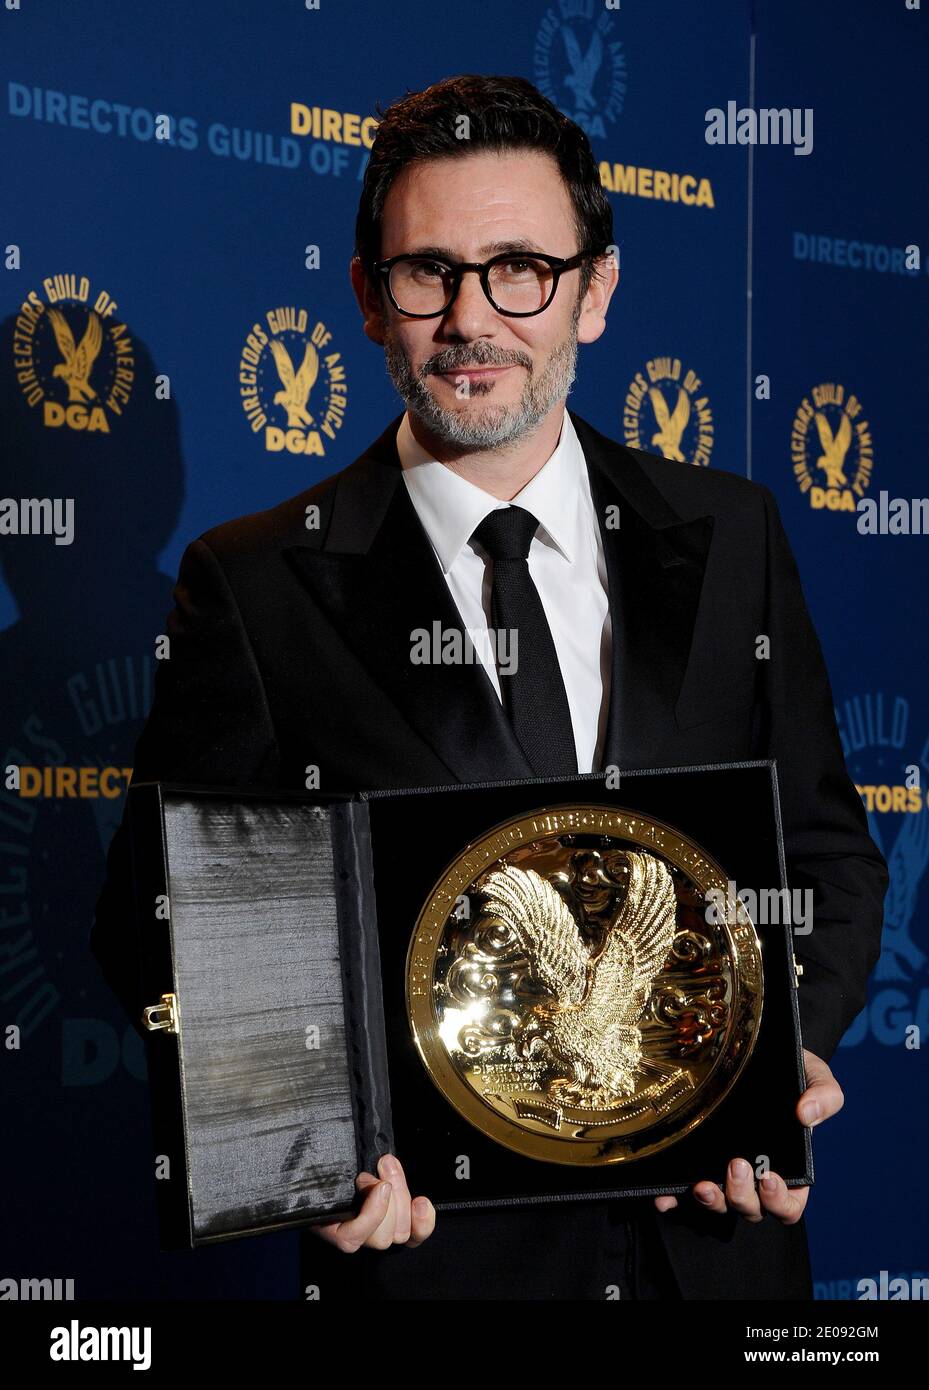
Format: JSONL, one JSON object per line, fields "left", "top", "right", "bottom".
{"left": 388, "top": 256, "right": 557, "bottom": 315}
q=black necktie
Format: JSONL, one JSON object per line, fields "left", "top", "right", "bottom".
{"left": 470, "top": 505, "right": 578, "bottom": 776}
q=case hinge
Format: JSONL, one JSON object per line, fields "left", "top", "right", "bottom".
{"left": 142, "top": 991, "right": 180, "bottom": 1035}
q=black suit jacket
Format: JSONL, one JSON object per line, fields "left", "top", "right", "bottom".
{"left": 91, "top": 408, "right": 887, "bottom": 1300}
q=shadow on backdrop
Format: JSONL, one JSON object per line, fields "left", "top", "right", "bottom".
{"left": 0, "top": 307, "right": 297, "bottom": 1297}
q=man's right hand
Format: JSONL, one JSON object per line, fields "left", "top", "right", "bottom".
{"left": 312, "top": 1154, "right": 436, "bottom": 1252}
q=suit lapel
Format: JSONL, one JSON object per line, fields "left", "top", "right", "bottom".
{"left": 571, "top": 410, "right": 715, "bottom": 771}
{"left": 283, "top": 415, "right": 533, "bottom": 784}
{"left": 283, "top": 409, "right": 715, "bottom": 783}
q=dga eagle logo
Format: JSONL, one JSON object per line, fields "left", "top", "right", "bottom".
{"left": 791, "top": 382, "right": 874, "bottom": 512}
{"left": 238, "top": 307, "right": 347, "bottom": 457}
{"left": 623, "top": 357, "right": 715, "bottom": 467}
{"left": 534, "top": 0, "right": 627, "bottom": 139}
{"left": 13, "top": 274, "right": 135, "bottom": 432}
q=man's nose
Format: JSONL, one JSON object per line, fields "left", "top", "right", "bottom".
{"left": 440, "top": 268, "right": 501, "bottom": 339}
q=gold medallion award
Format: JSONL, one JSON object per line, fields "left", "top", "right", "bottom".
{"left": 406, "top": 805, "right": 763, "bottom": 1165}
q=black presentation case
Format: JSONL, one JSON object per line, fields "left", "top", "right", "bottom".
{"left": 126, "top": 759, "right": 812, "bottom": 1248}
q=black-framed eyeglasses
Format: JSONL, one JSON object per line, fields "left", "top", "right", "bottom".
{"left": 372, "top": 248, "right": 602, "bottom": 319}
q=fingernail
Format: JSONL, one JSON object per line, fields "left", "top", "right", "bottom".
{"left": 378, "top": 1181, "right": 391, "bottom": 1201}
{"left": 801, "top": 1103, "right": 821, "bottom": 1126}
{"left": 695, "top": 1186, "right": 716, "bottom": 1204}
{"left": 762, "top": 1175, "right": 777, "bottom": 1192}
{"left": 381, "top": 1155, "right": 400, "bottom": 1175}
{"left": 730, "top": 1159, "right": 751, "bottom": 1181}
{"left": 413, "top": 1197, "right": 429, "bottom": 1216}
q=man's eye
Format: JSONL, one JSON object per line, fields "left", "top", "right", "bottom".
{"left": 497, "top": 258, "right": 544, "bottom": 280}
{"left": 410, "top": 260, "right": 447, "bottom": 281}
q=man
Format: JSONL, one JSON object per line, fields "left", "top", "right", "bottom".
{"left": 91, "top": 74, "right": 887, "bottom": 1300}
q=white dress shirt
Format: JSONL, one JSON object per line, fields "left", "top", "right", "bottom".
{"left": 396, "top": 407, "right": 612, "bottom": 772}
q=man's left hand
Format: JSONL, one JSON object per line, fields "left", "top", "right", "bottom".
{"left": 653, "top": 1048, "right": 843, "bottom": 1223}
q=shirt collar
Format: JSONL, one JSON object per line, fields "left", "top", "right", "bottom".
{"left": 396, "top": 407, "right": 585, "bottom": 574}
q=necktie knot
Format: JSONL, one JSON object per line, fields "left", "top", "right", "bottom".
{"left": 471, "top": 505, "right": 539, "bottom": 562}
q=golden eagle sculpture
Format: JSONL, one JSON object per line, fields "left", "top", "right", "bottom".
{"left": 478, "top": 852, "right": 677, "bottom": 1098}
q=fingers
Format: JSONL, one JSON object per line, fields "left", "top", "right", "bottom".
{"left": 653, "top": 1162, "right": 810, "bottom": 1226}
{"left": 688, "top": 1164, "right": 761, "bottom": 1220}
{"left": 376, "top": 1154, "right": 435, "bottom": 1247}
{"left": 406, "top": 1196, "right": 436, "bottom": 1248}
{"left": 351, "top": 1155, "right": 409, "bottom": 1250}
{"left": 316, "top": 1172, "right": 393, "bottom": 1252}
{"left": 313, "top": 1155, "right": 436, "bottom": 1252}
{"left": 692, "top": 1181, "right": 728, "bottom": 1214}
{"left": 798, "top": 1049, "right": 844, "bottom": 1127}
{"left": 654, "top": 1052, "right": 835, "bottom": 1224}
{"left": 722, "top": 1158, "right": 762, "bottom": 1220}
{"left": 758, "top": 1172, "right": 810, "bottom": 1224}
{"left": 376, "top": 1153, "right": 413, "bottom": 1244}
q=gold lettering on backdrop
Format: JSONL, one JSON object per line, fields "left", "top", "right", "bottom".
{"left": 289, "top": 104, "right": 379, "bottom": 148}
{"left": 599, "top": 162, "right": 715, "bottom": 209}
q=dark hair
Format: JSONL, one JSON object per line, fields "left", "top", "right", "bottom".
{"left": 354, "top": 74, "right": 613, "bottom": 301}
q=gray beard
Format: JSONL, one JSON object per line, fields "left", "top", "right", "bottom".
{"left": 382, "top": 309, "right": 580, "bottom": 451}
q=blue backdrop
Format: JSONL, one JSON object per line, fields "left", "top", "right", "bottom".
{"left": 1, "top": 0, "right": 925, "bottom": 1299}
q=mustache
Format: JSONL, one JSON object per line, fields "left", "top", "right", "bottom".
{"left": 424, "top": 346, "right": 531, "bottom": 375}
